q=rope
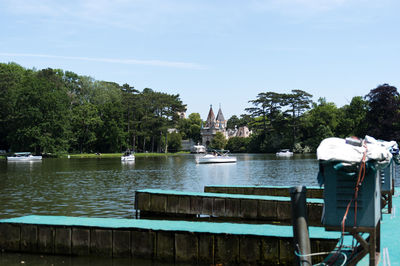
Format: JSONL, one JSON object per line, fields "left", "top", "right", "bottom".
{"left": 294, "top": 249, "right": 347, "bottom": 266}
{"left": 326, "top": 141, "right": 368, "bottom": 266}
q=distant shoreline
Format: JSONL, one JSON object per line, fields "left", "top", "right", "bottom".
{"left": 0, "top": 152, "right": 190, "bottom": 160}
{"left": 67, "top": 152, "right": 189, "bottom": 158}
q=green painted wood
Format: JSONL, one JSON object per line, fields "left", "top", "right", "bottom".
{"left": 204, "top": 185, "right": 324, "bottom": 198}
{"left": 137, "top": 188, "right": 324, "bottom": 203}
{"left": 0, "top": 215, "right": 342, "bottom": 264}
{"left": 136, "top": 189, "right": 323, "bottom": 223}
{"left": 0, "top": 215, "right": 337, "bottom": 239}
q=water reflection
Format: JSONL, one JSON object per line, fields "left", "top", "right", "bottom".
{"left": 0, "top": 154, "right": 323, "bottom": 219}
{"left": 6, "top": 160, "right": 42, "bottom": 173}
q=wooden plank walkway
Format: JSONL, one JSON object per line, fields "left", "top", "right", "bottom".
{"left": 204, "top": 185, "right": 323, "bottom": 198}
{"left": 135, "top": 189, "right": 323, "bottom": 225}
{"left": 0, "top": 215, "right": 338, "bottom": 265}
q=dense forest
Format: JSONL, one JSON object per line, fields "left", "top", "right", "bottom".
{"left": 225, "top": 85, "right": 400, "bottom": 153}
{"left": 0, "top": 62, "right": 186, "bottom": 155}
{"left": 1, "top": 62, "right": 399, "bottom": 155}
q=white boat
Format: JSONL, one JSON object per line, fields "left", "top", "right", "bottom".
{"left": 276, "top": 149, "right": 294, "bottom": 157}
{"left": 191, "top": 144, "right": 206, "bottom": 154}
{"left": 196, "top": 150, "right": 236, "bottom": 164}
{"left": 121, "top": 151, "right": 135, "bottom": 162}
{"left": 7, "top": 152, "right": 42, "bottom": 161}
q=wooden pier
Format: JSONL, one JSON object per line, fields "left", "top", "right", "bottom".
{"left": 2, "top": 185, "right": 398, "bottom": 265}
{"left": 135, "top": 189, "right": 323, "bottom": 225}
{"left": 0, "top": 215, "right": 338, "bottom": 265}
{"left": 204, "top": 185, "right": 323, "bottom": 198}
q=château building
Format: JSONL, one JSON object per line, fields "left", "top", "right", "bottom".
{"left": 200, "top": 105, "right": 251, "bottom": 147}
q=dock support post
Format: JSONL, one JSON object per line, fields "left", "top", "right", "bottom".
{"left": 290, "top": 186, "right": 312, "bottom": 266}
{"left": 135, "top": 191, "right": 138, "bottom": 219}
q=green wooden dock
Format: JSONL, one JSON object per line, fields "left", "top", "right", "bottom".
{"left": 204, "top": 185, "right": 323, "bottom": 198}
{"left": 1, "top": 187, "right": 399, "bottom": 265}
{"left": 135, "top": 189, "right": 323, "bottom": 225}
{"left": 0, "top": 215, "right": 338, "bottom": 265}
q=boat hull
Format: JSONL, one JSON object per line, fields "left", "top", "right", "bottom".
{"left": 196, "top": 156, "right": 236, "bottom": 164}
{"left": 121, "top": 155, "right": 135, "bottom": 161}
{"left": 276, "top": 153, "right": 293, "bottom": 157}
{"left": 7, "top": 156, "right": 42, "bottom": 161}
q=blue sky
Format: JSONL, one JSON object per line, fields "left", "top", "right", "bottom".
{"left": 1, "top": 0, "right": 399, "bottom": 120}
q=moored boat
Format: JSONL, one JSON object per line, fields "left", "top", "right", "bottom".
{"left": 7, "top": 152, "right": 42, "bottom": 161}
{"left": 121, "top": 150, "right": 135, "bottom": 162}
{"left": 276, "top": 149, "right": 293, "bottom": 157}
{"left": 196, "top": 150, "right": 236, "bottom": 164}
{"left": 191, "top": 143, "right": 206, "bottom": 154}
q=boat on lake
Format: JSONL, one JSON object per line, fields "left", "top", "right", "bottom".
{"left": 121, "top": 150, "right": 135, "bottom": 162}
{"left": 7, "top": 152, "right": 42, "bottom": 161}
{"left": 191, "top": 143, "right": 206, "bottom": 154}
{"left": 276, "top": 149, "right": 293, "bottom": 157}
{"left": 196, "top": 150, "right": 236, "bottom": 164}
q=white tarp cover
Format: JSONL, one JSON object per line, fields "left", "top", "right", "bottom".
{"left": 317, "top": 136, "right": 394, "bottom": 167}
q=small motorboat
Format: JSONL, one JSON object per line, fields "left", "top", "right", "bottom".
{"left": 191, "top": 143, "right": 206, "bottom": 154}
{"left": 276, "top": 149, "right": 294, "bottom": 157}
{"left": 196, "top": 150, "right": 236, "bottom": 164}
{"left": 7, "top": 152, "right": 42, "bottom": 161}
{"left": 121, "top": 150, "right": 135, "bottom": 162}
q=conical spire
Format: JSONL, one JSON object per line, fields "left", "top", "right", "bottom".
{"left": 216, "top": 104, "right": 225, "bottom": 122}
{"left": 205, "top": 105, "right": 215, "bottom": 127}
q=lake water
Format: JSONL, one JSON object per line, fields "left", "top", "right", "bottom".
{"left": 0, "top": 154, "right": 321, "bottom": 219}
{"left": 1, "top": 154, "right": 397, "bottom": 265}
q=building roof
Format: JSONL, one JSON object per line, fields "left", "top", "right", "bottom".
{"left": 205, "top": 105, "right": 215, "bottom": 127}
{"left": 216, "top": 107, "right": 225, "bottom": 122}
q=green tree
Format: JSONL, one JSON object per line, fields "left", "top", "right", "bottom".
{"left": 178, "top": 113, "right": 202, "bottom": 143}
{"left": 245, "top": 92, "right": 284, "bottom": 138}
{"left": 226, "top": 137, "right": 249, "bottom": 152}
{"left": 301, "top": 98, "right": 340, "bottom": 151}
{"left": 8, "top": 68, "right": 72, "bottom": 154}
{"left": 136, "top": 88, "right": 186, "bottom": 153}
{"left": 166, "top": 132, "right": 182, "bottom": 152}
{"left": 210, "top": 132, "right": 227, "bottom": 150}
{"left": 92, "top": 81, "right": 126, "bottom": 152}
{"left": 365, "top": 84, "right": 400, "bottom": 140}
{"left": 121, "top": 83, "right": 140, "bottom": 150}
{"left": 282, "top": 90, "right": 313, "bottom": 147}
{"left": 336, "top": 96, "right": 368, "bottom": 138}
{"left": 70, "top": 103, "right": 102, "bottom": 153}
{"left": 227, "top": 115, "right": 240, "bottom": 130}
{"left": 0, "top": 62, "right": 26, "bottom": 151}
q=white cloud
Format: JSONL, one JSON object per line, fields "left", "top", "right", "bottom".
{"left": 0, "top": 53, "right": 206, "bottom": 69}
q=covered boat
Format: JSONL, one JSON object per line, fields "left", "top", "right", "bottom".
{"left": 196, "top": 150, "right": 236, "bottom": 164}
{"left": 7, "top": 152, "right": 42, "bottom": 161}
{"left": 121, "top": 150, "right": 135, "bottom": 162}
{"left": 191, "top": 144, "right": 206, "bottom": 154}
{"left": 276, "top": 149, "right": 293, "bottom": 157}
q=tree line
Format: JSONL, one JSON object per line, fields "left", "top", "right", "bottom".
{"left": 224, "top": 85, "right": 400, "bottom": 153}
{"left": 0, "top": 62, "right": 186, "bottom": 155}
{"left": 1, "top": 62, "right": 398, "bottom": 155}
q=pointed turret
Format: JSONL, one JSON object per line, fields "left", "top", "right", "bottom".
{"left": 216, "top": 107, "right": 225, "bottom": 122}
{"left": 215, "top": 105, "right": 226, "bottom": 129}
{"left": 205, "top": 105, "right": 215, "bottom": 128}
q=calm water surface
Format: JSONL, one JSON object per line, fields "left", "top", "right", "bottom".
{"left": 0, "top": 154, "right": 320, "bottom": 219}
